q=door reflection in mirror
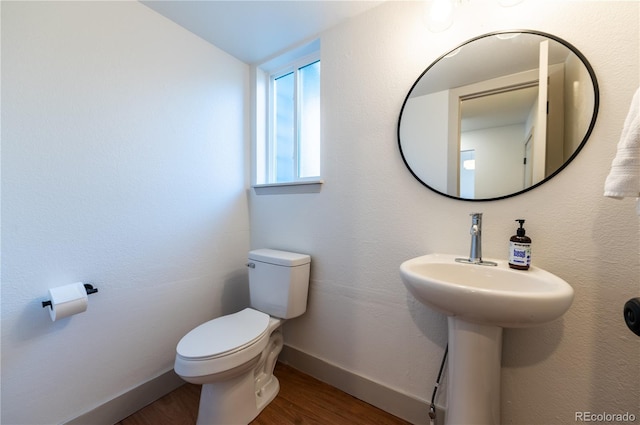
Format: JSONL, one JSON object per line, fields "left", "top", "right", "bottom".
{"left": 398, "top": 30, "right": 598, "bottom": 201}
{"left": 459, "top": 85, "right": 537, "bottom": 199}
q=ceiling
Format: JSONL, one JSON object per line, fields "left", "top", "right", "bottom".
{"left": 140, "top": 0, "right": 385, "bottom": 64}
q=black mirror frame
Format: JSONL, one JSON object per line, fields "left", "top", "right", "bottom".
{"left": 397, "top": 29, "right": 599, "bottom": 202}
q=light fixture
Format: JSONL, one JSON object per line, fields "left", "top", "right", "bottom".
{"left": 426, "top": 0, "right": 525, "bottom": 33}
{"left": 495, "top": 32, "right": 520, "bottom": 40}
{"left": 444, "top": 47, "right": 462, "bottom": 58}
{"left": 426, "top": 0, "right": 455, "bottom": 33}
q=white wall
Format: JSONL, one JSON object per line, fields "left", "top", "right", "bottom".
{"left": 251, "top": 1, "right": 639, "bottom": 423}
{"left": 1, "top": 2, "right": 250, "bottom": 423}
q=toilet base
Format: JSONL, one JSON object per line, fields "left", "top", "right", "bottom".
{"left": 195, "top": 323, "right": 284, "bottom": 425}
{"left": 197, "top": 370, "right": 260, "bottom": 425}
{"left": 196, "top": 375, "right": 280, "bottom": 425}
{"left": 256, "top": 376, "right": 280, "bottom": 417}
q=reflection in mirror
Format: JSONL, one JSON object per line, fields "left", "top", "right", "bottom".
{"left": 398, "top": 30, "right": 598, "bottom": 201}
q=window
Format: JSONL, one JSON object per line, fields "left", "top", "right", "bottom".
{"left": 272, "top": 59, "right": 320, "bottom": 182}
{"left": 256, "top": 49, "right": 321, "bottom": 186}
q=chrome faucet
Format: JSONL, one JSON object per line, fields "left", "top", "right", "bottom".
{"left": 469, "top": 213, "right": 483, "bottom": 261}
{"left": 456, "top": 213, "right": 497, "bottom": 266}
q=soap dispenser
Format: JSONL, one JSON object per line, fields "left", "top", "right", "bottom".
{"left": 509, "top": 219, "right": 531, "bottom": 270}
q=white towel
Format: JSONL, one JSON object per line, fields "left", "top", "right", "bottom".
{"left": 604, "top": 87, "right": 640, "bottom": 214}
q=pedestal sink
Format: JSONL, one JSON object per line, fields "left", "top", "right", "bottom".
{"left": 400, "top": 253, "right": 574, "bottom": 425}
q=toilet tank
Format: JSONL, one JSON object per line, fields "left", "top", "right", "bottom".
{"left": 247, "top": 249, "right": 311, "bottom": 319}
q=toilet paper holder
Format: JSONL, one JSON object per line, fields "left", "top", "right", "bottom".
{"left": 41, "top": 283, "right": 98, "bottom": 309}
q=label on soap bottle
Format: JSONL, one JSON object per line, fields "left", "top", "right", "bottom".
{"left": 509, "top": 242, "right": 531, "bottom": 267}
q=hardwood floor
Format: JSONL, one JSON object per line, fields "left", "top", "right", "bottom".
{"left": 117, "top": 363, "right": 412, "bottom": 425}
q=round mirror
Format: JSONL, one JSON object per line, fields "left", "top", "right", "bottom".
{"left": 398, "top": 30, "right": 599, "bottom": 201}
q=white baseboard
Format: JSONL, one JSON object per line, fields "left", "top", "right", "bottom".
{"left": 65, "top": 347, "right": 444, "bottom": 425}
{"left": 64, "top": 369, "right": 185, "bottom": 425}
{"left": 279, "top": 345, "right": 444, "bottom": 425}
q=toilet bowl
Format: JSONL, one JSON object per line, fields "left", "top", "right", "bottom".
{"left": 174, "top": 249, "right": 311, "bottom": 425}
{"left": 176, "top": 308, "right": 284, "bottom": 424}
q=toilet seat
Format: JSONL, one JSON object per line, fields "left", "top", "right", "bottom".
{"left": 175, "top": 308, "right": 271, "bottom": 380}
{"left": 177, "top": 308, "right": 270, "bottom": 360}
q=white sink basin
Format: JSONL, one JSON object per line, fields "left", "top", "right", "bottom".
{"left": 400, "top": 253, "right": 574, "bottom": 328}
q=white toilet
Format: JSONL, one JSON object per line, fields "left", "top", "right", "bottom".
{"left": 174, "top": 249, "right": 311, "bottom": 425}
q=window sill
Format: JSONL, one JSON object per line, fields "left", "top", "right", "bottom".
{"left": 252, "top": 179, "right": 324, "bottom": 195}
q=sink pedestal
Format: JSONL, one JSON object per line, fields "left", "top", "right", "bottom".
{"left": 400, "top": 253, "right": 574, "bottom": 425}
{"left": 446, "top": 317, "right": 502, "bottom": 425}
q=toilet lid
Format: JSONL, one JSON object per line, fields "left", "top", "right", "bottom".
{"left": 177, "top": 308, "right": 270, "bottom": 360}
